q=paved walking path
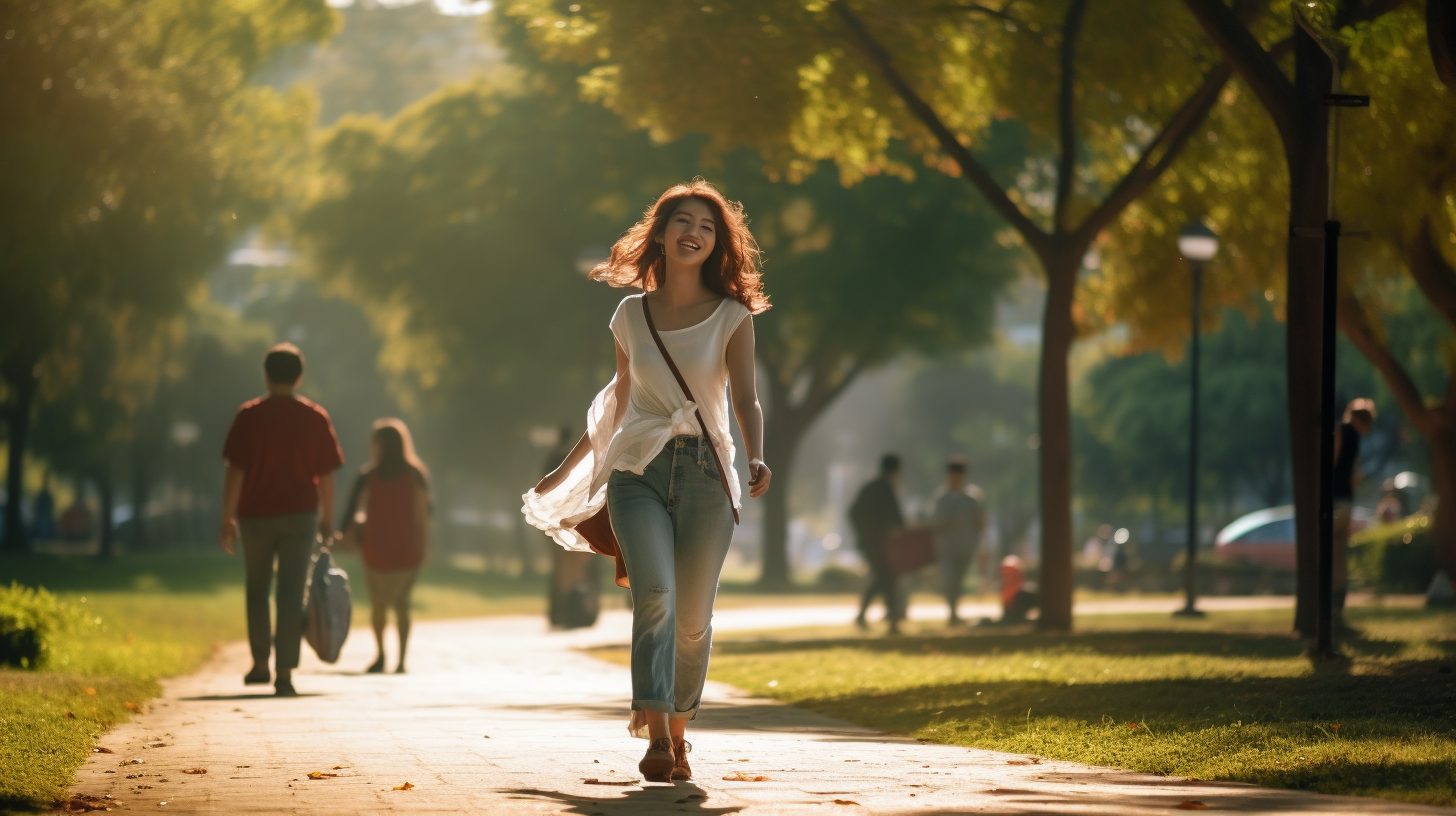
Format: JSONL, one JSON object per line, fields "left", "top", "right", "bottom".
{"left": 65, "top": 598, "right": 1444, "bottom": 815}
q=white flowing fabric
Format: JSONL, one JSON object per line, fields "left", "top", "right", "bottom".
{"left": 521, "top": 294, "right": 750, "bottom": 551}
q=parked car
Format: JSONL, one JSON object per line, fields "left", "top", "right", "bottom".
{"left": 1213, "top": 505, "right": 1371, "bottom": 571}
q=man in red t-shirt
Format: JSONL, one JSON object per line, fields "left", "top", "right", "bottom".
{"left": 221, "top": 343, "right": 344, "bottom": 696}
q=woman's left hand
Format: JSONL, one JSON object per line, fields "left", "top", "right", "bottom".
{"left": 748, "top": 460, "right": 772, "bottom": 498}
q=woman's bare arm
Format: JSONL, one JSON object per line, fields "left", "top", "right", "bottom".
{"left": 415, "top": 481, "right": 431, "bottom": 552}
{"left": 534, "top": 340, "right": 632, "bottom": 495}
{"left": 726, "top": 316, "right": 771, "bottom": 498}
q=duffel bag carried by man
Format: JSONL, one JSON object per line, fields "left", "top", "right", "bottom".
{"left": 886, "top": 528, "right": 937, "bottom": 575}
{"left": 303, "top": 543, "right": 352, "bottom": 663}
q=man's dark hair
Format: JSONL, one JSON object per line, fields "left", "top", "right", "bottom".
{"left": 879, "top": 453, "right": 902, "bottom": 475}
{"left": 264, "top": 342, "right": 305, "bottom": 385}
{"left": 946, "top": 455, "right": 968, "bottom": 474}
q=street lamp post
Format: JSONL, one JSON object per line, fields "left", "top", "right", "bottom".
{"left": 1175, "top": 222, "right": 1218, "bottom": 618}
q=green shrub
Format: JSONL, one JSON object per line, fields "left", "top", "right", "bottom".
{"left": 1351, "top": 515, "right": 1436, "bottom": 594}
{"left": 0, "top": 583, "right": 90, "bottom": 669}
{"left": 815, "top": 564, "right": 868, "bottom": 593}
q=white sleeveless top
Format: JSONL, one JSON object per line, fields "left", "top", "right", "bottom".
{"left": 521, "top": 293, "right": 751, "bottom": 551}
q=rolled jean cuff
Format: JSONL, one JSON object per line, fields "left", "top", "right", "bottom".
{"left": 672, "top": 703, "right": 701, "bottom": 720}
{"left": 631, "top": 699, "right": 675, "bottom": 713}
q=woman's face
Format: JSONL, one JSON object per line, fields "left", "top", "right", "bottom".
{"left": 660, "top": 198, "right": 717, "bottom": 267}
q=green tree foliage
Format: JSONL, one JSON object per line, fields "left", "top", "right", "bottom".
{"left": 1077, "top": 307, "right": 1395, "bottom": 555}
{"left": 718, "top": 155, "right": 1016, "bottom": 586}
{"left": 1100, "top": 3, "right": 1454, "bottom": 614}
{"left": 260, "top": 0, "right": 505, "bottom": 125}
{"left": 296, "top": 75, "right": 685, "bottom": 487}
{"left": 295, "top": 25, "right": 1018, "bottom": 581}
{"left": 502, "top": 0, "right": 1243, "bottom": 627}
{"left": 0, "top": 0, "right": 336, "bottom": 550}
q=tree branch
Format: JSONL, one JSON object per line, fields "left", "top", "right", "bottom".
{"left": 832, "top": 0, "right": 1048, "bottom": 245}
{"left": 1074, "top": 60, "right": 1235, "bottom": 245}
{"left": 1409, "top": 216, "right": 1456, "bottom": 329}
{"left": 1181, "top": 0, "right": 1298, "bottom": 147}
{"left": 1336, "top": 294, "right": 1436, "bottom": 433}
{"left": 1053, "top": 0, "right": 1089, "bottom": 233}
{"left": 922, "top": 1, "right": 1028, "bottom": 25}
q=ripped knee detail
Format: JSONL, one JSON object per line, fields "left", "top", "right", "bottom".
{"left": 680, "top": 624, "right": 711, "bottom": 643}
{"left": 637, "top": 585, "right": 671, "bottom": 603}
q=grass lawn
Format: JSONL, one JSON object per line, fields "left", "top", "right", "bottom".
{"left": 610, "top": 605, "right": 1456, "bottom": 807}
{"left": 0, "top": 552, "right": 548, "bottom": 813}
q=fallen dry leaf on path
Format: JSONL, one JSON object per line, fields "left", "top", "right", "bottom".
{"left": 833, "top": 800, "right": 860, "bottom": 805}
{"left": 143, "top": 741, "right": 169, "bottom": 749}
{"left": 92, "top": 747, "right": 113, "bottom": 754}
{"left": 61, "top": 794, "right": 113, "bottom": 812}
{"left": 307, "top": 771, "right": 339, "bottom": 780}
{"left": 392, "top": 782, "right": 414, "bottom": 791}
{"left": 181, "top": 768, "right": 206, "bottom": 775}
{"left": 722, "top": 772, "right": 771, "bottom": 782}
{"left": 583, "top": 778, "right": 637, "bottom": 786}
{"left": 331, "top": 765, "right": 344, "bottom": 770}
{"left": 1175, "top": 802, "right": 1208, "bottom": 810}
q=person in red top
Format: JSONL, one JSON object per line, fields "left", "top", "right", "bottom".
{"left": 220, "top": 343, "right": 344, "bottom": 697}
{"left": 337, "top": 419, "right": 430, "bottom": 674}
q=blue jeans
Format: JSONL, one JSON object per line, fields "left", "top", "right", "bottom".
{"left": 607, "top": 435, "right": 735, "bottom": 718}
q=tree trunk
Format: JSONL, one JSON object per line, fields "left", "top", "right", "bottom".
{"left": 130, "top": 442, "right": 151, "bottom": 551}
{"left": 1036, "top": 254, "right": 1080, "bottom": 631}
{"left": 1426, "top": 417, "right": 1456, "bottom": 580}
{"left": 757, "top": 394, "right": 800, "bottom": 591}
{"left": 2, "top": 356, "right": 39, "bottom": 554}
{"left": 97, "top": 474, "right": 115, "bottom": 560}
{"left": 1287, "top": 27, "right": 1334, "bottom": 638}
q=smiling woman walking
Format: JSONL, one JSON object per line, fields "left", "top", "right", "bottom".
{"left": 524, "top": 179, "right": 772, "bottom": 783}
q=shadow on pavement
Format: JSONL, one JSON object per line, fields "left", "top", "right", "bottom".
{"left": 502, "top": 783, "right": 744, "bottom": 815}
{"left": 179, "top": 693, "right": 325, "bottom": 701}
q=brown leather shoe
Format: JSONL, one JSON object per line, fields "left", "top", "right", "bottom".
{"left": 671, "top": 738, "right": 692, "bottom": 781}
{"left": 639, "top": 737, "right": 676, "bottom": 783}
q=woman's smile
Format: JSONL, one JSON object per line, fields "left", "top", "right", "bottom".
{"left": 663, "top": 198, "right": 717, "bottom": 263}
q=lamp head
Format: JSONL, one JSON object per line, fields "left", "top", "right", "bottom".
{"left": 1178, "top": 221, "right": 1219, "bottom": 262}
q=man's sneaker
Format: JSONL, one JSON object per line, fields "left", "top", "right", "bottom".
{"left": 274, "top": 677, "right": 298, "bottom": 697}
{"left": 244, "top": 666, "right": 270, "bottom": 685}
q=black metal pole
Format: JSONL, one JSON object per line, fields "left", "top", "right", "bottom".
{"left": 1315, "top": 219, "right": 1341, "bottom": 658}
{"left": 1177, "top": 259, "right": 1206, "bottom": 618}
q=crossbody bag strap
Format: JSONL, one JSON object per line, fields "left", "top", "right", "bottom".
{"left": 641, "top": 297, "right": 741, "bottom": 525}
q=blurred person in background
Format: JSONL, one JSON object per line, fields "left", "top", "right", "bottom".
{"left": 338, "top": 419, "right": 431, "bottom": 674}
{"left": 220, "top": 343, "right": 344, "bottom": 697}
{"left": 1375, "top": 478, "right": 1403, "bottom": 524}
{"left": 525, "top": 180, "right": 772, "bottom": 783}
{"left": 927, "top": 456, "right": 986, "bottom": 626}
{"left": 990, "top": 554, "right": 1039, "bottom": 625}
{"left": 1332, "top": 397, "right": 1375, "bottom": 625}
{"left": 31, "top": 473, "right": 55, "bottom": 542}
{"left": 544, "top": 424, "right": 602, "bottom": 629}
{"left": 850, "top": 453, "right": 906, "bottom": 635}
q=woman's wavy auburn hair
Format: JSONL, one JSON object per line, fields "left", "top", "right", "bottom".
{"left": 590, "top": 179, "right": 769, "bottom": 314}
